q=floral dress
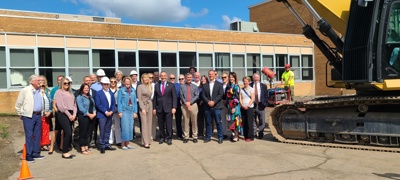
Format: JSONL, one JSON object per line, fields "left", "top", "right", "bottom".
{"left": 226, "top": 84, "right": 242, "bottom": 134}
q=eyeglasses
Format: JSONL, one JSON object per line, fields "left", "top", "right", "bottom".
{"left": 222, "top": 77, "right": 227, "bottom": 79}
{"left": 170, "top": 78, "right": 175, "bottom": 79}
{"left": 179, "top": 78, "right": 184, "bottom": 80}
{"left": 63, "top": 82, "right": 71, "bottom": 85}
{"left": 110, "top": 81, "right": 116, "bottom": 83}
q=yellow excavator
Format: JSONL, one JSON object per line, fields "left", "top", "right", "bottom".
{"left": 270, "top": 0, "right": 400, "bottom": 151}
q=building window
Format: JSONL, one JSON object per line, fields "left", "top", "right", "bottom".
{"left": 118, "top": 51, "right": 136, "bottom": 77}
{"left": 199, "top": 54, "right": 213, "bottom": 77}
{"left": 0, "top": 47, "right": 6, "bottom": 88}
{"left": 179, "top": 52, "right": 196, "bottom": 75}
{"left": 93, "top": 50, "right": 115, "bottom": 67}
{"left": 232, "top": 54, "right": 245, "bottom": 82}
{"left": 139, "top": 51, "right": 158, "bottom": 67}
{"left": 290, "top": 55, "right": 301, "bottom": 80}
{"left": 247, "top": 54, "right": 261, "bottom": 80}
{"left": 161, "top": 52, "right": 177, "bottom": 77}
{"left": 68, "top": 50, "right": 89, "bottom": 85}
{"left": 10, "top": 49, "right": 35, "bottom": 87}
{"left": 215, "top": 53, "right": 230, "bottom": 67}
{"left": 301, "top": 55, "right": 314, "bottom": 80}
{"left": 38, "top": 48, "right": 65, "bottom": 87}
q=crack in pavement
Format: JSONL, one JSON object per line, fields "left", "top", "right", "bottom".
{"left": 174, "top": 145, "right": 215, "bottom": 180}
{"left": 228, "top": 147, "right": 332, "bottom": 180}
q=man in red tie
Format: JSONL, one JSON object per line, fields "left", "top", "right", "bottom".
{"left": 152, "top": 72, "right": 177, "bottom": 145}
{"left": 180, "top": 73, "right": 199, "bottom": 143}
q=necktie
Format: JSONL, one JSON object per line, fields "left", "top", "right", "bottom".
{"left": 161, "top": 83, "right": 165, "bottom": 95}
{"left": 187, "top": 84, "right": 191, "bottom": 102}
{"left": 255, "top": 83, "right": 259, "bottom": 104}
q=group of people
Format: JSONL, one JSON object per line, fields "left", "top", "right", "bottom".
{"left": 15, "top": 64, "right": 295, "bottom": 163}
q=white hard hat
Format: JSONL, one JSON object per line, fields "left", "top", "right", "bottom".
{"left": 66, "top": 76, "right": 73, "bottom": 83}
{"left": 130, "top": 70, "right": 138, "bottom": 75}
{"left": 96, "top": 69, "right": 106, "bottom": 76}
{"left": 100, "top": 77, "right": 110, "bottom": 84}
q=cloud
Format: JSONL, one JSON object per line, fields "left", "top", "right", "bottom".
{"left": 70, "top": 0, "right": 205, "bottom": 23}
{"left": 222, "top": 15, "right": 242, "bottom": 30}
{"left": 197, "top": 24, "right": 218, "bottom": 29}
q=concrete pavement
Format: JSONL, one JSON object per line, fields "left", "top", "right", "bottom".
{"left": 9, "top": 129, "right": 400, "bottom": 180}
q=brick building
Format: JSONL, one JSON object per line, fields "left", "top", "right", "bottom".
{"left": 0, "top": 8, "right": 315, "bottom": 114}
{"left": 249, "top": 0, "right": 344, "bottom": 96}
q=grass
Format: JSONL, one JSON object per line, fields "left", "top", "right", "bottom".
{"left": 0, "top": 124, "right": 9, "bottom": 139}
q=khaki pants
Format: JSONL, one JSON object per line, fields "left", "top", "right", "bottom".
{"left": 181, "top": 103, "right": 198, "bottom": 139}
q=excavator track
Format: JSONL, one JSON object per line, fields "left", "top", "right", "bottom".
{"left": 269, "top": 95, "right": 400, "bottom": 153}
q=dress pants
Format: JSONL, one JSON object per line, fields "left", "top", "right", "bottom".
{"left": 197, "top": 103, "right": 205, "bottom": 137}
{"left": 57, "top": 111, "right": 73, "bottom": 153}
{"left": 253, "top": 104, "right": 266, "bottom": 136}
{"left": 205, "top": 108, "right": 223, "bottom": 140}
{"left": 242, "top": 108, "right": 255, "bottom": 140}
{"left": 22, "top": 114, "right": 41, "bottom": 160}
{"left": 98, "top": 116, "right": 112, "bottom": 149}
{"left": 220, "top": 105, "right": 229, "bottom": 136}
{"left": 109, "top": 112, "right": 122, "bottom": 144}
{"left": 78, "top": 114, "right": 94, "bottom": 147}
{"left": 157, "top": 110, "right": 173, "bottom": 140}
{"left": 175, "top": 105, "right": 183, "bottom": 138}
{"left": 140, "top": 101, "right": 153, "bottom": 145}
{"left": 181, "top": 104, "right": 198, "bottom": 139}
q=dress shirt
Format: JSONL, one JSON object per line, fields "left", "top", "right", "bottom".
{"left": 192, "top": 81, "right": 200, "bottom": 87}
{"left": 223, "top": 83, "right": 227, "bottom": 92}
{"left": 33, "top": 89, "right": 42, "bottom": 112}
{"left": 160, "top": 81, "right": 166, "bottom": 92}
{"left": 151, "top": 82, "right": 155, "bottom": 100}
{"left": 180, "top": 83, "right": 199, "bottom": 105}
{"left": 209, "top": 80, "right": 215, "bottom": 97}
{"left": 103, "top": 89, "right": 111, "bottom": 108}
{"left": 254, "top": 82, "right": 261, "bottom": 103}
{"left": 91, "top": 82, "right": 102, "bottom": 91}
{"left": 132, "top": 82, "right": 138, "bottom": 90}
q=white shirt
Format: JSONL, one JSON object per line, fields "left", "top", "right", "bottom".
{"left": 209, "top": 80, "right": 215, "bottom": 97}
{"left": 254, "top": 82, "right": 261, "bottom": 103}
{"left": 103, "top": 89, "right": 111, "bottom": 108}
{"left": 240, "top": 86, "right": 254, "bottom": 108}
{"left": 117, "top": 80, "right": 122, "bottom": 88}
{"left": 132, "top": 82, "right": 138, "bottom": 90}
{"left": 192, "top": 81, "right": 200, "bottom": 87}
{"left": 151, "top": 82, "right": 155, "bottom": 100}
{"left": 223, "top": 83, "right": 227, "bottom": 92}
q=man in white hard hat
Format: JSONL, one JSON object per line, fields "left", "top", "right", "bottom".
{"left": 91, "top": 69, "right": 106, "bottom": 91}
{"left": 94, "top": 77, "right": 116, "bottom": 154}
{"left": 130, "top": 70, "right": 141, "bottom": 140}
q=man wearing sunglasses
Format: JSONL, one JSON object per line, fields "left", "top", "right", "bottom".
{"left": 170, "top": 74, "right": 184, "bottom": 139}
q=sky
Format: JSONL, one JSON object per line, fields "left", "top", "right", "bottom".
{"left": 0, "top": 0, "right": 264, "bottom": 30}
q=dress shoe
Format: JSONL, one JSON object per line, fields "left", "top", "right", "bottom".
{"left": 167, "top": 139, "right": 172, "bottom": 145}
{"left": 33, "top": 155, "right": 45, "bottom": 159}
{"left": 218, "top": 139, "right": 223, "bottom": 144}
{"left": 105, "top": 146, "right": 116, "bottom": 150}
{"left": 62, "top": 155, "right": 73, "bottom": 159}
{"left": 258, "top": 133, "right": 264, "bottom": 139}
{"left": 183, "top": 139, "right": 189, "bottom": 143}
{"left": 159, "top": 138, "right": 164, "bottom": 144}
{"left": 100, "top": 148, "right": 105, "bottom": 154}
{"left": 223, "top": 135, "right": 228, "bottom": 140}
{"left": 204, "top": 139, "right": 211, "bottom": 143}
{"left": 193, "top": 139, "right": 198, "bottom": 143}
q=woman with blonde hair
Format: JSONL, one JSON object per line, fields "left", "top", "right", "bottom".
{"left": 117, "top": 77, "right": 138, "bottom": 150}
{"left": 39, "top": 75, "right": 52, "bottom": 151}
{"left": 137, "top": 73, "right": 153, "bottom": 148}
{"left": 54, "top": 77, "right": 77, "bottom": 159}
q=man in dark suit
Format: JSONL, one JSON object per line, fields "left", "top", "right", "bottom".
{"left": 130, "top": 70, "right": 142, "bottom": 140}
{"left": 201, "top": 70, "right": 224, "bottom": 144}
{"left": 153, "top": 71, "right": 177, "bottom": 145}
{"left": 250, "top": 73, "right": 268, "bottom": 139}
{"left": 94, "top": 77, "right": 117, "bottom": 154}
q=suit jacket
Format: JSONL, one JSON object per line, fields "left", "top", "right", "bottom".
{"left": 153, "top": 81, "right": 177, "bottom": 112}
{"left": 250, "top": 82, "right": 268, "bottom": 109}
{"left": 94, "top": 89, "right": 116, "bottom": 119}
{"left": 201, "top": 80, "right": 224, "bottom": 109}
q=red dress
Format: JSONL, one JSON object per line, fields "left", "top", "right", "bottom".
{"left": 40, "top": 115, "right": 51, "bottom": 146}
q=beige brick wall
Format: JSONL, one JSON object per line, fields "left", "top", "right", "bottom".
{"left": 250, "top": 1, "right": 342, "bottom": 96}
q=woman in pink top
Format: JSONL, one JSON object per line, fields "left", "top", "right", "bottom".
{"left": 54, "top": 77, "right": 77, "bottom": 159}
